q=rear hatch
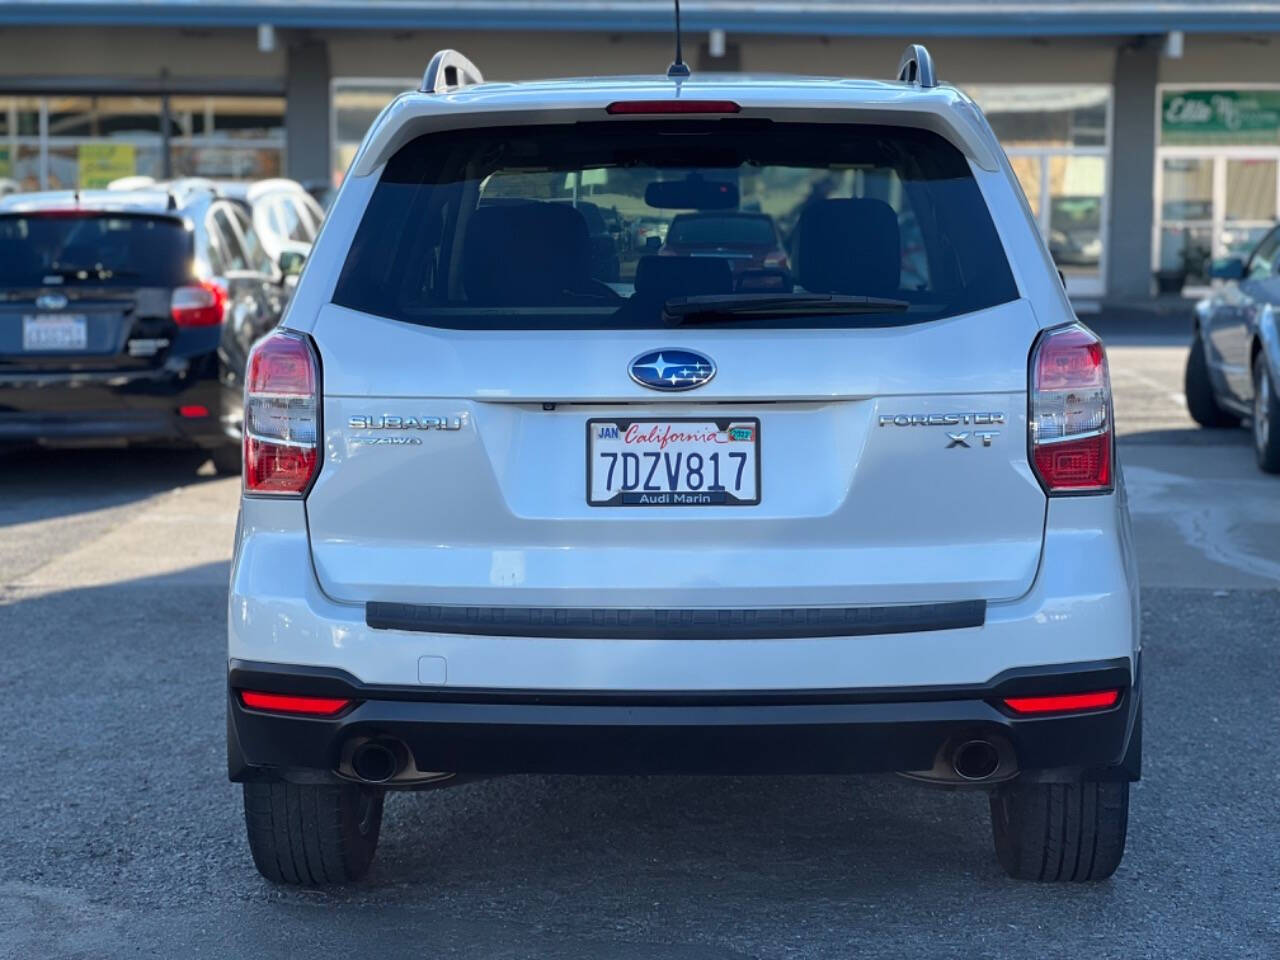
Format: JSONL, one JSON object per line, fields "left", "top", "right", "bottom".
{"left": 303, "top": 117, "right": 1045, "bottom": 610}
{"left": 0, "top": 211, "right": 189, "bottom": 382}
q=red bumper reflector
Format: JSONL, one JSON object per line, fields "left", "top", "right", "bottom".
{"left": 606, "top": 99, "right": 741, "bottom": 115}
{"left": 178, "top": 404, "right": 209, "bottom": 418}
{"left": 239, "top": 690, "right": 351, "bottom": 716}
{"left": 1002, "top": 689, "right": 1121, "bottom": 715}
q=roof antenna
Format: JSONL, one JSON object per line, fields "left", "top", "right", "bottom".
{"left": 667, "top": 0, "right": 690, "bottom": 79}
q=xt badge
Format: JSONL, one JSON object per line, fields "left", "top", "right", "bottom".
{"left": 946, "top": 431, "right": 999, "bottom": 448}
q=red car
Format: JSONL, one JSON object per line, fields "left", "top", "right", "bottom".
{"left": 660, "top": 212, "right": 789, "bottom": 288}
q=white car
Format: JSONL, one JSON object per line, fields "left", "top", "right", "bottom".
{"left": 209, "top": 178, "right": 326, "bottom": 270}
{"left": 228, "top": 47, "right": 1141, "bottom": 885}
{"left": 113, "top": 176, "right": 324, "bottom": 272}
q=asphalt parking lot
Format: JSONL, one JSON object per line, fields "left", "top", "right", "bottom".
{"left": 2, "top": 313, "right": 1278, "bottom": 959}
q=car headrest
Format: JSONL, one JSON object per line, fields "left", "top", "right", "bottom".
{"left": 792, "top": 198, "right": 901, "bottom": 297}
{"left": 463, "top": 202, "right": 592, "bottom": 305}
{"left": 633, "top": 255, "right": 733, "bottom": 303}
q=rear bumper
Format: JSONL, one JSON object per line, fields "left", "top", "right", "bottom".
{"left": 228, "top": 657, "right": 1141, "bottom": 782}
{"left": 0, "top": 362, "right": 236, "bottom": 446}
{"left": 230, "top": 495, "right": 1141, "bottom": 693}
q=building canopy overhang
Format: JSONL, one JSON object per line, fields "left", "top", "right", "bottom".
{"left": 3, "top": 1, "right": 1280, "bottom": 37}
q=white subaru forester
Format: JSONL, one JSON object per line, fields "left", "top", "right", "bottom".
{"left": 228, "top": 46, "right": 1141, "bottom": 885}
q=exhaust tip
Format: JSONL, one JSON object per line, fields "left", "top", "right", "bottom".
{"left": 952, "top": 739, "right": 1000, "bottom": 781}
{"left": 350, "top": 740, "right": 403, "bottom": 784}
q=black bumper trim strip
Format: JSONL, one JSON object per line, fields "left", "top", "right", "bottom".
{"left": 364, "top": 599, "right": 987, "bottom": 640}
{"left": 227, "top": 656, "right": 1133, "bottom": 707}
{"left": 227, "top": 657, "right": 1140, "bottom": 780}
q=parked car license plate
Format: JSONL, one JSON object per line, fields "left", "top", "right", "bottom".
{"left": 587, "top": 418, "right": 761, "bottom": 506}
{"left": 23, "top": 314, "right": 87, "bottom": 351}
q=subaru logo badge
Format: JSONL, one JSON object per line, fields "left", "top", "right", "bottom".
{"left": 36, "top": 293, "right": 69, "bottom": 311}
{"left": 628, "top": 349, "right": 716, "bottom": 392}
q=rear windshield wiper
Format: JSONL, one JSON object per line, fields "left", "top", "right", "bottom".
{"left": 663, "top": 293, "right": 910, "bottom": 325}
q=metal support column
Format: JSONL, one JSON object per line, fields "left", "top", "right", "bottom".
{"left": 1106, "top": 37, "right": 1161, "bottom": 299}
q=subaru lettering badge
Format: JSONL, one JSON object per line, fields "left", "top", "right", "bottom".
{"left": 35, "top": 293, "right": 68, "bottom": 311}
{"left": 628, "top": 348, "right": 716, "bottom": 392}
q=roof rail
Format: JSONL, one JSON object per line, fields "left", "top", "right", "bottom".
{"left": 896, "top": 44, "right": 938, "bottom": 89}
{"left": 421, "top": 49, "right": 484, "bottom": 94}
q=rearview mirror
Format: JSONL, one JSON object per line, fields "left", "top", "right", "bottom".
{"left": 1210, "top": 257, "right": 1245, "bottom": 281}
{"left": 645, "top": 176, "right": 739, "bottom": 210}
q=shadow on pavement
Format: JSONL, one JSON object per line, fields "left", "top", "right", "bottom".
{"left": 0, "top": 445, "right": 224, "bottom": 528}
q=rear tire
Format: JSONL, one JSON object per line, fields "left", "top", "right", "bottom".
{"left": 1253, "top": 353, "right": 1280, "bottom": 474}
{"left": 242, "top": 780, "right": 384, "bottom": 885}
{"left": 1185, "top": 334, "right": 1240, "bottom": 427}
{"left": 989, "top": 779, "right": 1129, "bottom": 881}
{"left": 209, "top": 442, "right": 242, "bottom": 476}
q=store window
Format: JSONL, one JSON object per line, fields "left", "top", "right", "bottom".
{"left": 966, "top": 84, "right": 1111, "bottom": 297}
{"left": 43, "top": 96, "right": 165, "bottom": 189}
{"left": 169, "top": 96, "right": 285, "bottom": 180}
{"left": 1156, "top": 89, "right": 1280, "bottom": 288}
{"left": 0, "top": 97, "right": 42, "bottom": 191}
{"left": 331, "top": 79, "right": 415, "bottom": 186}
{"left": 0, "top": 94, "right": 284, "bottom": 192}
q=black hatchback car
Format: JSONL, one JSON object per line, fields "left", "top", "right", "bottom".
{"left": 0, "top": 186, "right": 289, "bottom": 472}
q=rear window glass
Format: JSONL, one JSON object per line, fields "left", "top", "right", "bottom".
{"left": 668, "top": 214, "right": 776, "bottom": 247}
{"left": 333, "top": 121, "right": 1018, "bottom": 329}
{"left": 0, "top": 213, "right": 191, "bottom": 288}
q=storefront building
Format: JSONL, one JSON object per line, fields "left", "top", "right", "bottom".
{"left": 3, "top": 1, "right": 1280, "bottom": 301}
{"left": 1156, "top": 88, "right": 1280, "bottom": 290}
{"left": 0, "top": 95, "right": 285, "bottom": 190}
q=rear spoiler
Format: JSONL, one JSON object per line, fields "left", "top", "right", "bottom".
{"left": 349, "top": 87, "right": 1002, "bottom": 180}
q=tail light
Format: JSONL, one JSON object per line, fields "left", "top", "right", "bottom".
{"left": 244, "top": 330, "right": 319, "bottom": 496}
{"left": 239, "top": 690, "right": 351, "bottom": 716}
{"left": 1029, "top": 323, "right": 1113, "bottom": 493}
{"left": 1002, "top": 689, "right": 1120, "bottom": 715}
{"left": 171, "top": 281, "right": 227, "bottom": 327}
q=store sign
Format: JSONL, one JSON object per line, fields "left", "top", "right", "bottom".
{"left": 77, "top": 143, "right": 137, "bottom": 188}
{"left": 1162, "top": 90, "right": 1280, "bottom": 144}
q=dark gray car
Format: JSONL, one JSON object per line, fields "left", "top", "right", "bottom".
{"left": 1185, "top": 225, "right": 1280, "bottom": 473}
{"left": 0, "top": 185, "right": 289, "bottom": 472}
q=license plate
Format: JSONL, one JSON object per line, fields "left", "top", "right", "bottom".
{"left": 23, "top": 314, "right": 87, "bottom": 351}
{"left": 588, "top": 418, "right": 761, "bottom": 506}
